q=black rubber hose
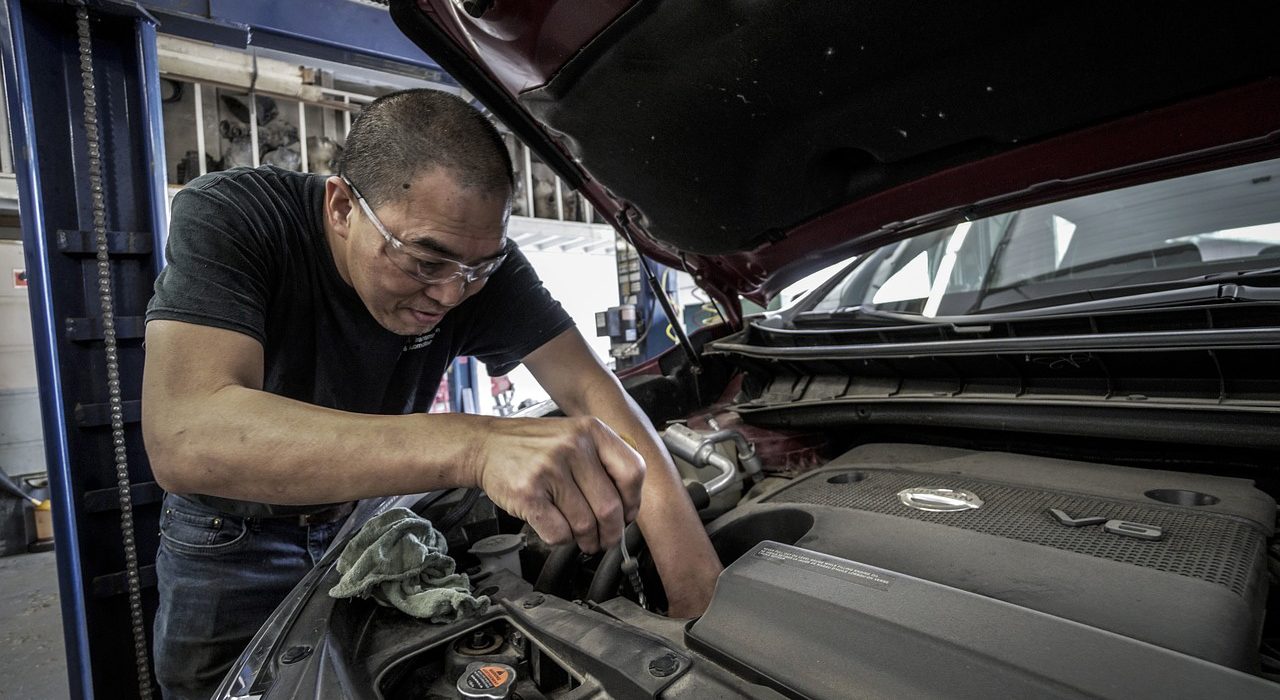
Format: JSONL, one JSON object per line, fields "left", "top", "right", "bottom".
{"left": 408, "top": 489, "right": 455, "bottom": 517}
{"left": 582, "top": 481, "right": 713, "bottom": 603}
{"left": 435, "top": 488, "right": 481, "bottom": 533}
{"left": 686, "top": 481, "right": 710, "bottom": 511}
{"left": 534, "top": 543, "right": 579, "bottom": 595}
{"left": 586, "top": 522, "right": 644, "bottom": 603}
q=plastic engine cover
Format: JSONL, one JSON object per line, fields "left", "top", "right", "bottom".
{"left": 688, "top": 541, "right": 1279, "bottom": 699}
{"left": 703, "top": 444, "right": 1274, "bottom": 670}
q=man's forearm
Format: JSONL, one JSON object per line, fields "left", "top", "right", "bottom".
{"left": 145, "top": 384, "right": 485, "bottom": 504}
{"left": 145, "top": 321, "right": 645, "bottom": 550}
{"left": 561, "top": 375, "right": 723, "bottom": 613}
{"left": 524, "top": 329, "right": 723, "bottom": 615}
{"left": 632, "top": 439, "right": 724, "bottom": 614}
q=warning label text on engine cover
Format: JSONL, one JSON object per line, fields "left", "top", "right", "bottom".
{"left": 754, "top": 545, "right": 895, "bottom": 591}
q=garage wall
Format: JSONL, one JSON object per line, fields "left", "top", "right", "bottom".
{"left": 0, "top": 240, "right": 43, "bottom": 477}
{"left": 475, "top": 248, "right": 617, "bottom": 414}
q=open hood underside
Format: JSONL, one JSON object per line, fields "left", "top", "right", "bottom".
{"left": 392, "top": 1, "right": 1280, "bottom": 307}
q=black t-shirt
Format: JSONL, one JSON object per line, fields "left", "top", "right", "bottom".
{"left": 147, "top": 165, "right": 574, "bottom": 514}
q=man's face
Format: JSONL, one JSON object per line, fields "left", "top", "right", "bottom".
{"left": 339, "top": 168, "right": 510, "bottom": 336}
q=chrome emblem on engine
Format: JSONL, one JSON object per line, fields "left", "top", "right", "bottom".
{"left": 897, "top": 487, "right": 983, "bottom": 512}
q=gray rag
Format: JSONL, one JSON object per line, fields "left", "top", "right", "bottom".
{"left": 328, "top": 507, "right": 490, "bottom": 622}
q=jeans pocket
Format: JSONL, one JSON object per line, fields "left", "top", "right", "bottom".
{"left": 160, "top": 498, "right": 250, "bottom": 557}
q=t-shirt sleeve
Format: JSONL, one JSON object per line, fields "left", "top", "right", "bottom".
{"left": 145, "top": 181, "right": 279, "bottom": 344}
{"left": 458, "top": 245, "right": 576, "bottom": 376}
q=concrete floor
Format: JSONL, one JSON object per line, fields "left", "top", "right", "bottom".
{"left": 0, "top": 550, "right": 69, "bottom": 699}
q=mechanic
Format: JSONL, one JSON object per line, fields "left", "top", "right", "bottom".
{"left": 141, "top": 89, "right": 722, "bottom": 699}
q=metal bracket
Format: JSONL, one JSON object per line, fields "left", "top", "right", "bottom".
{"left": 84, "top": 481, "right": 164, "bottom": 514}
{"left": 57, "top": 228, "right": 154, "bottom": 256}
{"left": 65, "top": 315, "right": 146, "bottom": 341}
{"left": 90, "top": 565, "right": 157, "bottom": 599}
{"left": 74, "top": 400, "right": 142, "bottom": 427}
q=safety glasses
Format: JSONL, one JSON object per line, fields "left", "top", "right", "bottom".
{"left": 342, "top": 176, "right": 509, "bottom": 285}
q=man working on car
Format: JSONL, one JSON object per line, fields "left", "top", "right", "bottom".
{"left": 142, "top": 89, "right": 721, "bottom": 699}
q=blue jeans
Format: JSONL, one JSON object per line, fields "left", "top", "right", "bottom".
{"left": 152, "top": 494, "right": 346, "bottom": 700}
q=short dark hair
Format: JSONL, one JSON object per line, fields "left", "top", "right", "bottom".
{"left": 338, "top": 89, "right": 513, "bottom": 207}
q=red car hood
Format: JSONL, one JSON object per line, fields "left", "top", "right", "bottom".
{"left": 390, "top": 0, "right": 1280, "bottom": 321}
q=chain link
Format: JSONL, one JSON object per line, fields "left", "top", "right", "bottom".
{"left": 75, "top": 6, "right": 154, "bottom": 697}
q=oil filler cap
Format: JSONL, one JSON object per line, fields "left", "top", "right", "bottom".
{"left": 456, "top": 661, "right": 516, "bottom": 699}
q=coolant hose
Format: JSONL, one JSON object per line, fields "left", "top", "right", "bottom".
{"left": 584, "top": 482, "right": 710, "bottom": 604}
{"left": 586, "top": 522, "right": 644, "bottom": 603}
{"left": 534, "top": 543, "right": 579, "bottom": 596}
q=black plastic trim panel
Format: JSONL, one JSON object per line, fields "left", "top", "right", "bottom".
{"left": 737, "top": 401, "right": 1280, "bottom": 449}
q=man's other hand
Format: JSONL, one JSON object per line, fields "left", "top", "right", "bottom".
{"left": 469, "top": 416, "right": 645, "bottom": 553}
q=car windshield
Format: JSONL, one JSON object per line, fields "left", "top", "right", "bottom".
{"left": 809, "top": 157, "right": 1280, "bottom": 317}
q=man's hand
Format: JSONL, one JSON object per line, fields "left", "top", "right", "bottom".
{"left": 522, "top": 329, "right": 724, "bottom": 619}
{"left": 469, "top": 416, "right": 645, "bottom": 554}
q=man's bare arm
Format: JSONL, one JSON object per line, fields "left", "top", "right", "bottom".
{"left": 142, "top": 319, "right": 643, "bottom": 551}
{"left": 524, "top": 328, "right": 723, "bottom": 617}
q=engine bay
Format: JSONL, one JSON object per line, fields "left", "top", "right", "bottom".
{"left": 231, "top": 415, "right": 1280, "bottom": 699}
{"left": 214, "top": 314, "right": 1280, "bottom": 700}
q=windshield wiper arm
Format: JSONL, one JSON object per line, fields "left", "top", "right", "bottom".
{"left": 796, "top": 305, "right": 936, "bottom": 324}
{"left": 966, "top": 211, "right": 1020, "bottom": 314}
{"left": 796, "top": 270, "right": 1280, "bottom": 324}
{"left": 973, "top": 273, "right": 1280, "bottom": 316}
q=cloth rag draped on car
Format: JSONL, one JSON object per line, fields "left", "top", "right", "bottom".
{"left": 328, "top": 507, "right": 490, "bottom": 622}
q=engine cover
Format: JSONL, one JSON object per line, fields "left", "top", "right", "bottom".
{"left": 688, "top": 541, "right": 1279, "bottom": 699}
{"left": 705, "top": 444, "right": 1274, "bottom": 670}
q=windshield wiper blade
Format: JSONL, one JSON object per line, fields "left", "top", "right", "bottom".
{"left": 973, "top": 277, "right": 1280, "bottom": 317}
{"left": 795, "top": 270, "right": 1280, "bottom": 324}
{"left": 976, "top": 265, "right": 1280, "bottom": 313}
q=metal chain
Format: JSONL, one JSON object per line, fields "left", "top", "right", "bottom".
{"left": 75, "top": 6, "right": 154, "bottom": 697}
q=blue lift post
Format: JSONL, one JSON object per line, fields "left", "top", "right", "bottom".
{"left": 1, "top": 1, "right": 168, "bottom": 697}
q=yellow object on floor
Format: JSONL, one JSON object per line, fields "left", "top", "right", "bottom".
{"left": 33, "top": 499, "right": 52, "bottom": 542}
